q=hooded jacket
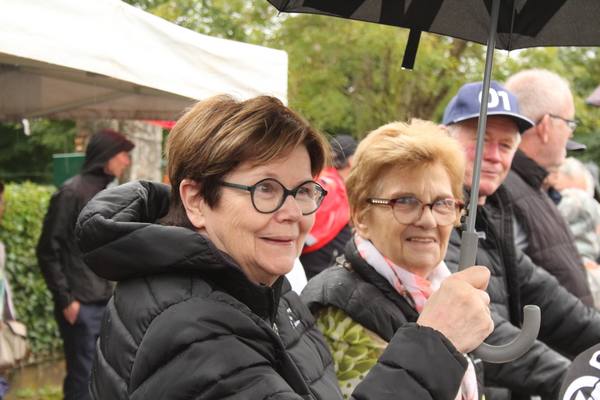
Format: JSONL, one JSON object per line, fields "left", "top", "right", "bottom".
{"left": 36, "top": 129, "right": 134, "bottom": 309}
{"left": 76, "top": 180, "right": 471, "bottom": 400}
{"left": 445, "top": 185, "right": 600, "bottom": 400}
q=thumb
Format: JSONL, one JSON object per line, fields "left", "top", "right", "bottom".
{"left": 451, "top": 266, "right": 490, "bottom": 290}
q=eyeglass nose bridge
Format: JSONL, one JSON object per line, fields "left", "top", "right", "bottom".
{"left": 392, "top": 200, "right": 457, "bottom": 226}
{"left": 411, "top": 202, "right": 437, "bottom": 223}
{"left": 274, "top": 186, "right": 304, "bottom": 213}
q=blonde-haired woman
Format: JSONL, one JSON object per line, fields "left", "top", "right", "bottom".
{"left": 303, "top": 120, "right": 489, "bottom": 400}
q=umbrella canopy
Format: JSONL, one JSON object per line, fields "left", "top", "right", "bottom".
{"left": 0, "top": 0, "right": 288, "bottom": 121}
{"left": 587, "top": 85, "right": 600, "bottom": 107}
{"left": 268, "top": 1, "right": 600, "bottom": 50}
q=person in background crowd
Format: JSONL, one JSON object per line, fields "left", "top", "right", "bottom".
{"left": 443, "top": 81, "right": 600, "bottom": 400}
{"left": 503, "top": 69, "right": 593, "bottom": 306}
{"left": 550, "top": 157, "right": 600, "bottom": 308}
{"left": 303, "top": 120, "right": 489, "bottom": 399}
{"left": 76, "top": 95, "right": 493, "bottom": 400}
{"left": 36, "top": 130, "right": 134, "bottom": 400}
{"left": 300, "top": 134, "right": 357, "bottom": 279}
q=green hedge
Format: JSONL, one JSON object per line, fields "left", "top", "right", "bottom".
{"left": 0, "top": 182, "right": 62, "bottom": 359}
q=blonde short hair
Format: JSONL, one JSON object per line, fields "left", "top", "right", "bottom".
{"left": 165, "top": 95, "right": 328, "bottom": 227}
{"left": 346, "top": 119, "right": 465, "bottom": 224}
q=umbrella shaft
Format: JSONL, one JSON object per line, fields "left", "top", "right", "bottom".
{"left": 460, "top": 0, "right": 501, "bottom": 267}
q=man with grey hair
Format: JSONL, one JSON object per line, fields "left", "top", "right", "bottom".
{"left": 504, "top": 68, "right": 593, "bottom": 306}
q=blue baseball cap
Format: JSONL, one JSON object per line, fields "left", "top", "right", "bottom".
{"left": 443, "top": 81, "right": 534, "bottom": 133}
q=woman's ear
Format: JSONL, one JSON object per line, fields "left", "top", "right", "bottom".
{"left": 179, "top": 179, "right": 207, "bottom": 230}
{"left": 353, "top": 208, "right": 371, "bottom": 240}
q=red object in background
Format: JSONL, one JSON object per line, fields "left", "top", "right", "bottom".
{"left": 147, "top": 120, "right": 176, "bottom": 129}
{"left": 303, "top": 167, "right": 350, "bottom": 254}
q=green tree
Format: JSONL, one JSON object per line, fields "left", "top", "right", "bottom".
{"left": 0, "top": 120, "right": 76, "bottom": 184}
{"left": 124, "top": 0, "right": 278, "bottom": 44}
{"left": 271, "top": 14, "right": 486, "bottom": 138}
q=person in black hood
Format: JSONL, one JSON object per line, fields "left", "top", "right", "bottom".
{"left": 75, "top": 95, "right": 493, "bottom": 400}
{"left": 36, "top": 128, "right": 133, "bottom": 400}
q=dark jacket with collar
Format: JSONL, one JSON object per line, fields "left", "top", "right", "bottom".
{"left": 502, "top": 150, "right": 592, "bottom": 306}
{"left": 76, "top": 180, "right": 472, "bottom": 400}
{"left": 302, "top": 240, "right": 475, "bottom": 400}
{"left": 36, "top": 130, "right": 132, "bottom": 309}
{"left": 446, "top": 186, "right": 600, "bottom": 400}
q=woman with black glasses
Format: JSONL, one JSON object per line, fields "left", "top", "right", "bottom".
{"left": 76, "top": 96, "right": 492, "bottom": 400}
{"left": 303, "top": 120, "right": 490, "bottom": 400}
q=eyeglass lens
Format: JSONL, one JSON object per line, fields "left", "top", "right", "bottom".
{"left": 391, "top": 196, "right": 458, "bottom": 226}
{"left": 252, "top": 179, "right": 324, "bottom": 215}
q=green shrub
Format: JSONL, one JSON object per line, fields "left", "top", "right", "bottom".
{"left": 0, "top": 182, "right": 62, "bottom": 358}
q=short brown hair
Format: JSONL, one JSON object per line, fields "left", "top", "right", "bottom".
{"left": 346, "top": 119, "right": 465, "bottom": 225}
{"left": 164, "top": 95, "right": 328, "bottom": 227}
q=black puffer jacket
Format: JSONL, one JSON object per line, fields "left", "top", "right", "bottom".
{"left": 302, "top": 240, "right": 478, "bottom": 398}
{"left": 36, "top": 130, "right": 133, "bottom": 309}
{"left": 503, "top": 150, "right": 592, "bottom": 306}
{"left": 76, "top": 181, "right": 472, "bottom": 400}
{"left": 446, "top": 186, "right": 600, "bottom": 399}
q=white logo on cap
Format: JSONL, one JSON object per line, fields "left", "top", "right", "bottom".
{"left": 478, "top": 88, "right": 512, "bottom": 111}
{"left": 562, "top": 351, "right": 600, "bottom": 400}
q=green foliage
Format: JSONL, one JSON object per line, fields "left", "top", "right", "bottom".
{"left": 271, "top": 15, "right": 486, "bottom": 138}
{"left": 0, "top": 183, "right": 62, "bottom": 358}
{"left": 13, "top": 385, "right": 62, "bottom": 400}
{"left": 0, "top": 121, "right": 76, "bottom": 184}
{"left": 124, "top": 0, "right": 278, "bottom": 44}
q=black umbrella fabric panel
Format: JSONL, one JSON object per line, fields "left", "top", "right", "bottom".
{"left": 269, "top": 0, "right": 600, "bottom": 50}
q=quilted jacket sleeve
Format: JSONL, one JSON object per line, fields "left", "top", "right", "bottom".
{"left": 352, "top": 324, "right": 467, "bottom": 400}
{"left": 516, "top": 248, "right": 600, "bottom": 358}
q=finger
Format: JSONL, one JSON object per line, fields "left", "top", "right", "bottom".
{"left": 452, "top": 266, "right": 491, "bottom": 290}
{"left": 478, "top": 289, "right": 491, "bottom": 305}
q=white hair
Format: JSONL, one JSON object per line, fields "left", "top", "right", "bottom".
{"left": 559, "top": 157, "right": 595, "bottom": 196}
{"left": 505, "top": 69, "right": 573, "bottom": 123}
{"left": 446, "top": 119, "right": 521, "bottom": 147}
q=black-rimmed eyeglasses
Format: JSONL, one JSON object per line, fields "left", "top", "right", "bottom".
{"left": 367, "top": 196, "right": 463, "bottom": 226}
{"left": 548, "top": 114, "right": 578, "bottom": 131}
{"left": 220, "top": 178, "right": 327, "bottom": 215}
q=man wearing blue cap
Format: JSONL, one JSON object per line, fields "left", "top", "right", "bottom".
{"left": 442, "top": 81, "right": 600, "bottom": 400}
{"left": 503, "top": 69, "right": 593, "bottom": 307}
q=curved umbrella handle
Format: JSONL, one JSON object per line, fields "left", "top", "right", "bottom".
{"left": 459, "top": 231, "right": 541, "bottom": 363}
{"left": 473, "top": 305, "right": 541, "bottom": 363}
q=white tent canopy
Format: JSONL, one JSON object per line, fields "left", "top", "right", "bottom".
{"left": 0, "top": 0, "right": 288, "bottom": 121}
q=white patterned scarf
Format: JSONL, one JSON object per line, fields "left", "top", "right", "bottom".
{"left": 354, "top": 234, "right": 478, "bottom": 400}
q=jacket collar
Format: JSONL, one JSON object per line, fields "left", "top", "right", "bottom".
{"left": 510, "top": 149, "right": 548, "bottom": 190}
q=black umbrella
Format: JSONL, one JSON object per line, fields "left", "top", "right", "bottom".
{"left": 268, "top": 0, "right": 600, "bottom": 363}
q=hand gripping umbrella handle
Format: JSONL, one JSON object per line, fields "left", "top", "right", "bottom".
{"left": 459, "top": 231, "right": 541, "bottom": 364}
